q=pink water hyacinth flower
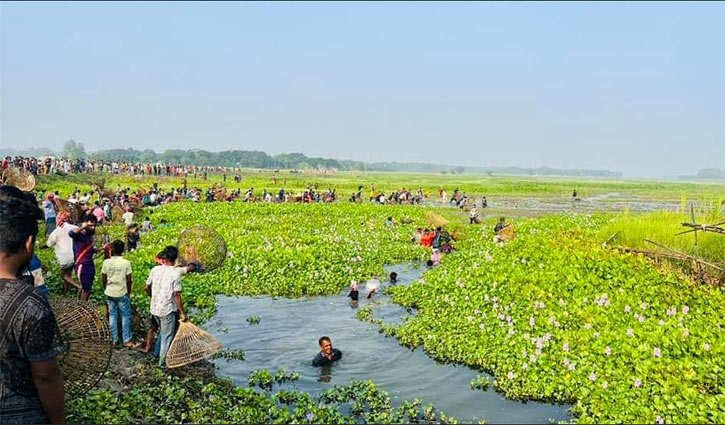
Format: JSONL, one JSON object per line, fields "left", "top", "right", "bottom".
{"left": 625, "top": 305, "right": 631, "bottom": 313}
{"left": 529, "top": 354, "right": 537, "bottom": 363}
{"left": 508, "top": 329, "right": 515, "bottom": 335}
{"left": 682, "top": 328, "right": 689, "bottom": 338}
{"left": 563, "top": 358, "right": 570, "bottom": 366}
{"left": 568, "top": 363, "right": 576, "bottom": 371}
{"left": 666, "top": 307, "right": 677, "bottom": 316}
{"left": 627, "top": 328, "right": 634, "bottom": 337}
{"left": 654, "top": 347, "right": 662, "bottom": 358}
{"left": 467, "top": 315, "right": 474, "bottom": 322}
{"left": 593, "top": 332, "right": 600, "bottom": 339}
{"left": 640, "top": 302, "right": 648, "bottom": 310}
{"left": 638, "top": 316, "right": 645, "bottom": 323}
{"left": 656, "top": 415, "right": 664, "bottom": 424}
{"left": 605, "top": 346, "right": 611, "bottom": 356}
{"left": 306, "top": 412, "right": 315, "bottom": 422}
{"left": 658, "top": 320, "right": 666, "bottom": 326}
{"left": 507, "top": 371, "right": 515, "bottom": 380}
{"left": 704, "top": 343, "right": 710, "bottom": 351}
{"left": 563, "top": 342, "right": 570, "bottom": 352}
{"left": 479, "top": 324, "right": 485, "bottom": 330}
{"left": 601, "top": 382, "right": 609, "bottom": 389}
{"left": 634, "top": 379, "right": 642, "bottom": 388}
{"left": 529, "top": 316, "right": 535, "bottom": 328}
{"left": 682, "top": 305, "right": 689, "bottom": 315}
{"left": 522, "top": 363, "right": 529, "bottom": 370}
{"left": 588, "top": 372, "right": 596, "bottom": 382}
{"left": 585, "top": 323, "right": 592, "bottom": 330}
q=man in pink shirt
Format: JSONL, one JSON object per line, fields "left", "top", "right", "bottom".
{"left": 92, "top": 202, "right": 105, "bottom": 222}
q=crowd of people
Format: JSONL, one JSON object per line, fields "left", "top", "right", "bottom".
{"left": 0, "top": 153, "right": 523, "bottom": 424}
{"left": 2, "top": 155, "right": 237, "bottom": 179}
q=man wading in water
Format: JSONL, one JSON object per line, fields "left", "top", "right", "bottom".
{"left": 312, "top": 336, "right": 342, "bottom": 367}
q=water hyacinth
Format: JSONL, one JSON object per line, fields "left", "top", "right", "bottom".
{"left": 625, "top": 305, "right": 631, "bottom": 313}
{"left": 682, "top": 305, "right": 689, "bottom": 315}
{"left": 704, "top": 343, "right": 710, "bottom": 351}
{"left": 634, "top": 379, "right": 642, "bottom": 388}
{"left": 588, "top": 373, "right": 597, "bottom": 382}
{"left": 563, "top": 342, "right": 570, "bottom": 352}
{"left": 601, "top": 382, "right": 609, "bottom": 389}
{"left": 654, "top": 347, "right": 662, "bottom": 358}
{"left": 605, "top": 346, "right": 611, "bottom": 356}
{"left": 626, "top": 328, "right": 634, "bottom": 337}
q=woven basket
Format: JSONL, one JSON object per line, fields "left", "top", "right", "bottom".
{"left": 497, "top": 225, "right": 516, "bottom": 241}
{"left": 177, "top": 225, "right": 227, "bottom": 271}
{"left": 49, "top": 296, "right": 112, "bottom": 398}
{"left": 166, "top": 321, "right": 223, "bottom": 368}
{"left": 424, "top": 211, "right": 449, "bottom": 228}
{"left": 54, "top": 197, "right": 84, "bottom": 224}
{"left": 3, "top": 167, "right": 36, "bottom": 191}
{"left": 111, "top": 205, "right": 125, "bottom": 224}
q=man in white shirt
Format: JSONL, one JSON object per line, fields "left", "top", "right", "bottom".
{"left": 145, "top": 246, "right": 187, "bottom": 367}
{"left": 469, "top": 205, "right": 479, "bottom": 224}
{"left": 122, "top": 208, "right": 134, "bottom": 227}
{"left": 46, "top": 213, "right": 81, "bottom": 294}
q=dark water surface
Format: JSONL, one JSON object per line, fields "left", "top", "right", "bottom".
{"left": 208, "top": 263, "right": 570, "bottom": 424}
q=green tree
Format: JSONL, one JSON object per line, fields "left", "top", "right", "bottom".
{"left": 62, "top": 139, "right": 86, "bottom": 159}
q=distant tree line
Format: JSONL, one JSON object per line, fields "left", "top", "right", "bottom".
{"left": 3, "top": 143, "right": 624, "bottom": 177}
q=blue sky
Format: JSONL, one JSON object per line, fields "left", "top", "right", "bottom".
{"left": 1, "top": 2, "right": 723, "bottom": 177}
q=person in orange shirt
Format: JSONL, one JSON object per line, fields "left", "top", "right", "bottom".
{"left": 421, "top": 229, "right": 435, "bottom": 248}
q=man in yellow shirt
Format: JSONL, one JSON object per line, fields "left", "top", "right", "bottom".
{"left": 102, "top": 240, "right": 135, "bottom": 347}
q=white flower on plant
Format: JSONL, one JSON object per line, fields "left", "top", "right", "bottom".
{"left": 522, "top": 363, "right": 529, "bottom": 370}
{"left": 658, "top": 320, "right": 666, "bottom": 326}
{"left": 602, "top": 382, "right": 609, "bottom": 389}
{"left": 682, "top": 305, "right": 689, "bottom": 315}
{"left": 588, "top": 372, "right": 596, "bottom": 382}
{"left": 625, "top": 305, "right": 631, "bottom": 313}
{"left": 563, "top": 342, "right": 570, "bottom": 352}
{"left": 626, "top": 328, "right": 634, "bottom": 337}
{"left": 653, "top": 347, "right": 662, "bottom": 358}
{"left": 585, "top": 323, "right": 592, "bottom": 330}
{"left": 682, "top": 328, "right": 689, "bottom": 338}
{"left": 704, "top": 342, "right": 710, "bottom": 351}
{"left": 507, "top": 371, "right": 515, "bottom": 380}
{"left": 605, "top": 346, "right": 611, "bottom": 356}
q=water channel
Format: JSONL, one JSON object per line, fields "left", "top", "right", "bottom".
{"left": 208, "top": 263, "right": 570, "bottom": 424}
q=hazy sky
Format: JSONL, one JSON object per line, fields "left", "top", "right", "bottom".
{"left": 1, "top": 2, "right": 723, "bottom": 177}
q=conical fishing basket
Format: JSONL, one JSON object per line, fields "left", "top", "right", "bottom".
{"left": 449, "top": 227, "right": 465, "bottom": 241}
{"left": 3, "top": 167, "right": 36, "bottom": 191}
{"left": 54, "top": 197, "right": 83, "bottom": 224}
{"left": 109, "top": 205, "right": 124, "bottom": 224}
{"left": 177, "top": 225, "right": 227, "bottom": 271}
{"left": 424, "top": 211, "right": 449, "bottom": 228}
{"left": 497, "top": 225, "right": 516, "bottom": 241}
{"left": 48, "top": 297, "right": 112, "bottom": 398}
{"left": 166, "top": 321, "right": 223, "bottom": 368}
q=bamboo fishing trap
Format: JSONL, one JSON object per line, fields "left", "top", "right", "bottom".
{"left": 177, "top": 225, "right": 228, "bottom": 271}
{"left": 49, "top": 297, "right": 112, "bottom": 398}
{"left": 166, "top": 321, "right": 223, "bottom": 368}
{"left": 53, "top": 197, "right": 84, "bottom": 224}
{"left": 2, "top": 167, "right": 36, "bottom": 191}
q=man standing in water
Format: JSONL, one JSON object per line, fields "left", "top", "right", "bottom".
{"left": 312, "top": 336, "right": 342, "bottom": 367}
